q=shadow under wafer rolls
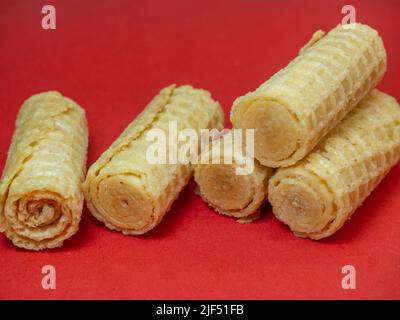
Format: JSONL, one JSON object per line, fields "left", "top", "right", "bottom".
{"left": 231, "top": 23, "right": 387, "bottom": 167}
{"left": 84, "top": 85, "right": 224, "bottom": 235}
{"left": 194, "top": 130, "right": 274, "bottom": 219}
{"left": 268, "top": 90, "right": 400, "bottom": 240}
{"left": 0, "top": 92, "right": 88, "bottom": 250}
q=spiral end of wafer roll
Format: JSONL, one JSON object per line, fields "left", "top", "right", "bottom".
{"left": 268, "top": 172, "right": 335, "bottom": 238}
{"left": 1, "top": 191, "right": 82, "bottom": 250}
{"left": 194, "top": 128, "right": 274, "bottom": 218}
{"left": 86, "top": 175, "right": 156, "bottom": 234}
{"left": 195, "top": 164, "right": 260, "bottom": 218}
{"left": 232, "top": 99, "right": 301, "bottom": 167}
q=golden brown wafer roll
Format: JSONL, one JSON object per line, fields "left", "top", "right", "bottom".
{"left": 194, "top": 130, "right": 274, "bottom": 219}
{"left": 84, "top": 85, "right": 224, "bottom": 235}
{"left": 231, "top": 23, "right": 387, "bottom": 167}
{"left": 0, "top": 92, "right": 88, "bottom": 250}
{"left": 268, "top": 90, "right": 400, "bottom": 240}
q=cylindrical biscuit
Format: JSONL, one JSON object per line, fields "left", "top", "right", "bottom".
{"left": 194, "top": 130, "right": 274, "bottom": 219}
{"left": 84, "top": 85, "right": 224, "bottom": 235}
{"left": 231, "top": 23, "right": 387, "bottom": 167}
{"left": 0, "top": 92, "right": 88, "bottom": 250}
{"left": 268, "top": 90, "right": 400, "bottom": 240}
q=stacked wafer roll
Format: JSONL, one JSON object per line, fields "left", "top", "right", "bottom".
{"left": 269, "top": 90, "right": 400, "bottom": 239}
{"left": 231, "top": 23, "right": 387, "bottom": 168}
{"left": 0, "top": 92, "right": 88, "bottom": 250}
{"left": 83, "top": 85, "right": 224, "bottom": 235}
{"left": 229, "top": 22, "right": 400, "bottom": 239}
{"left": 195, "top": 23, "right": 389, "bottom": 223}
{"left": 194, "top": 130, "right": 274, "bottom": 219}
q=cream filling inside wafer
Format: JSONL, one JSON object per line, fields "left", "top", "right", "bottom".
{"left": 90, "top": 174, "right": 155, "bottom": 232}
{"left": 240, "top": 100, "right": 300, "bottom": 165}
{"left": 270, "top": 174, "right": 335, "bottom": 234}
{"left": 196, "top": 164, "right": 255, "bottom": 212}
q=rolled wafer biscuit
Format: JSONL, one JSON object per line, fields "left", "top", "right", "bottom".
{"left": 231, "top": 23, "right": 387, "bottom": 167}
{"left": 194, "top": 130, "right": 274, "bottom": 219}
{"left": 83, "top": 85, "right": 224, "bottom": 235}
{"left": 268, "top": 90, "right": 400, "bottom": 240}
{"left": 0, "top": 92, "right": 88, "bottom": 250}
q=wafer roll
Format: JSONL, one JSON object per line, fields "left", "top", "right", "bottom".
{"left": 194, "top": 130, "right": 274, "bottom": 219}
{"left": 231, "top": 23, "right": 387, "bottom": 167}
{"left": 0, "top": 92, "right": 88, "bottom": 250}
{"left": 268, "top": 90, "right": 400, "bottom": 240}
{"left": 84, "top": 85, "right": 224, "bottom": 235}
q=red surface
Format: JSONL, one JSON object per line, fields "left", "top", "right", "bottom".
{"left": 0, "top": 0, "right": 399, "bottom": 300}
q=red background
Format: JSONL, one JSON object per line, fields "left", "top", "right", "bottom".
{"left": 0, "top": 0, "right": 399, "bottom": 300}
